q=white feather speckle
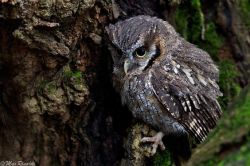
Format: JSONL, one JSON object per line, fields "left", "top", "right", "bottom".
{"left": 197, "top": 74, "right": 207, "bottom": 86}
{"left": 182, "top": 68, "right": 195, "bottom": 84}
{"left": 197, "top": 128, "right": 201, "bottom": 134}
{"left": 190, "top": 121, "right": 195, "bottom": 128}
{"left": 173, "top": 67, "right": 178, "bottom": 74}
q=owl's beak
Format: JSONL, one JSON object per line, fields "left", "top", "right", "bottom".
{"left": 124, "top": 59, "right": 130, "bottom": 75}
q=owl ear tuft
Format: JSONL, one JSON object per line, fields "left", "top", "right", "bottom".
{"left": 105, "top": 25, "right": 114, "bottom": 35}
{"left": 111, "top": 0, "right": 127, "bottom": 19}
{"left": 105, "top": 24, "right": 117, "bottom": 43}
{"left": 111, "top": 0, "right": 121, "bottom": 19}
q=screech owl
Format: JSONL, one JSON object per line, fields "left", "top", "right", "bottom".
{"left": 106, "top": 15, "right": 222, "bottom": 155}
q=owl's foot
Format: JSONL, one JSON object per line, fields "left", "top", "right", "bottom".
{"left": 141, "top": 131, "right": 166, "bottom": 156}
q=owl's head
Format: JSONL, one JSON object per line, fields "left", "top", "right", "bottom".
{"left": 106, "top": 15, "right": 179, "bottom": 77}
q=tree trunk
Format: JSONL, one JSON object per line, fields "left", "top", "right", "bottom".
{"left": 0, "top": 0, "right": 249, "bottom": 165}
{"left": 0, "top": 0, "right": 124, "bottom": 165}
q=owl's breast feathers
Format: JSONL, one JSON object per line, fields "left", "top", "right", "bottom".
{"left": 122, "top": 40, "right": 222, "bottom": 144}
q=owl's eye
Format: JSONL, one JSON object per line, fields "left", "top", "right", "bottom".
{"left": 134, "top": 46, "right": 146, "bottom": 58}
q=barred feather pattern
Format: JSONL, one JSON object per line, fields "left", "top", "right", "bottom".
{"left": 106, "top": 15, "right": 222, "bottom": 144}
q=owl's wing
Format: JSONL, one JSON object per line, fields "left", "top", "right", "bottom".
{"left": 149, "top": 42, "right": 222, "bottom": 143}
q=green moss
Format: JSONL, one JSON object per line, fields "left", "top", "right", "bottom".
{"left": 64, "top": 70, "right": 82, "bottom": 79}
{"left": 174, "top": 1, "right": 224, "bottom": 60}
{"left": 197, "top": 144, "right": 248, "bottom": 166}
{"left": 174, "top": 0, "right": 204, "bottom": 43}
{"left": 190, "top": 0, "right": 205, "bottom": 42}
{"left": 230, "top": 88, "right": 250, "bottom": 129}
{"left": 174, "top": 8, "right": 189, "bottom": 39}
{"left": 153, "top": 150, "right": 172, "bottom": 166}
{"left": 218, "top": 59, "right": 241, "bottom": 109}
{"left": 46, "top": 82, "right": 57, "bottom": 93}
{"left": 37, "top": 80, "right": 49, "bottom": 94}
{"left": 238, "top": 0, "right": 250, "bottom": 27}
{"left": 37, "top": 68, "right": 84, "bottom": 94}
{"left": 199, "top": 22, "right": 224, "bottom": 60}
{"left": 63, "top": 70, "right": 83, "bottom": 85}
{"left": 37, "top": 80, "right": 58, "bottom": 94}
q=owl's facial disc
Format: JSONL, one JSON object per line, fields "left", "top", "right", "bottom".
{"left": 123, "top": 46, "right": 147, "bottom": 74}
{"left": 123, "top": 44, "right": 158, "bottom": 75}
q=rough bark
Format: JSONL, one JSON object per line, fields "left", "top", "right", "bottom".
{"left": 0, "top": 0, "right": 124, "bottom": 165}
{"left": 0, "top": 0, "right": 249, "bottom": 166}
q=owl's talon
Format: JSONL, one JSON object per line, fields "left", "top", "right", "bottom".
{"left": 141, "top": 132, "right": 165, "bottom": 156}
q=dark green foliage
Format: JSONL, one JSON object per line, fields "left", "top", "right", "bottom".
{"left": 218, "top": 60, "right": 241, "bottom": 109}
{"left": 174, "top": 8, "right": 188, "bottom": 39}
{"left": 198, "top": 22, "right": 224, "bottom": 60}
{"left": 63, "top": 70, "right": 83, "bottom": 84}
{"left": 238, "top": 0, "right": 250, "bottom": 27}
{"left": 174, "top": 1, "right": 224, "bottom": 59}
{"left": 174, "top": 0, "right": 204, "bottom": 44}
{"left": 153, "top": 150, "right": 172, "bottom": 166}
{"left": 229, "top": 87, "right": 250, "bottom": 129}
{"left": 218, "top": 141, "right": 250, "bottom": 166}
{"left": 63, "top": 70, "right": 82, "bottom": 79}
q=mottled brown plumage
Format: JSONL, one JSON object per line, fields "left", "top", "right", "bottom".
{"left": 106, "top": 15, "right": 222, "bottom": 153}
